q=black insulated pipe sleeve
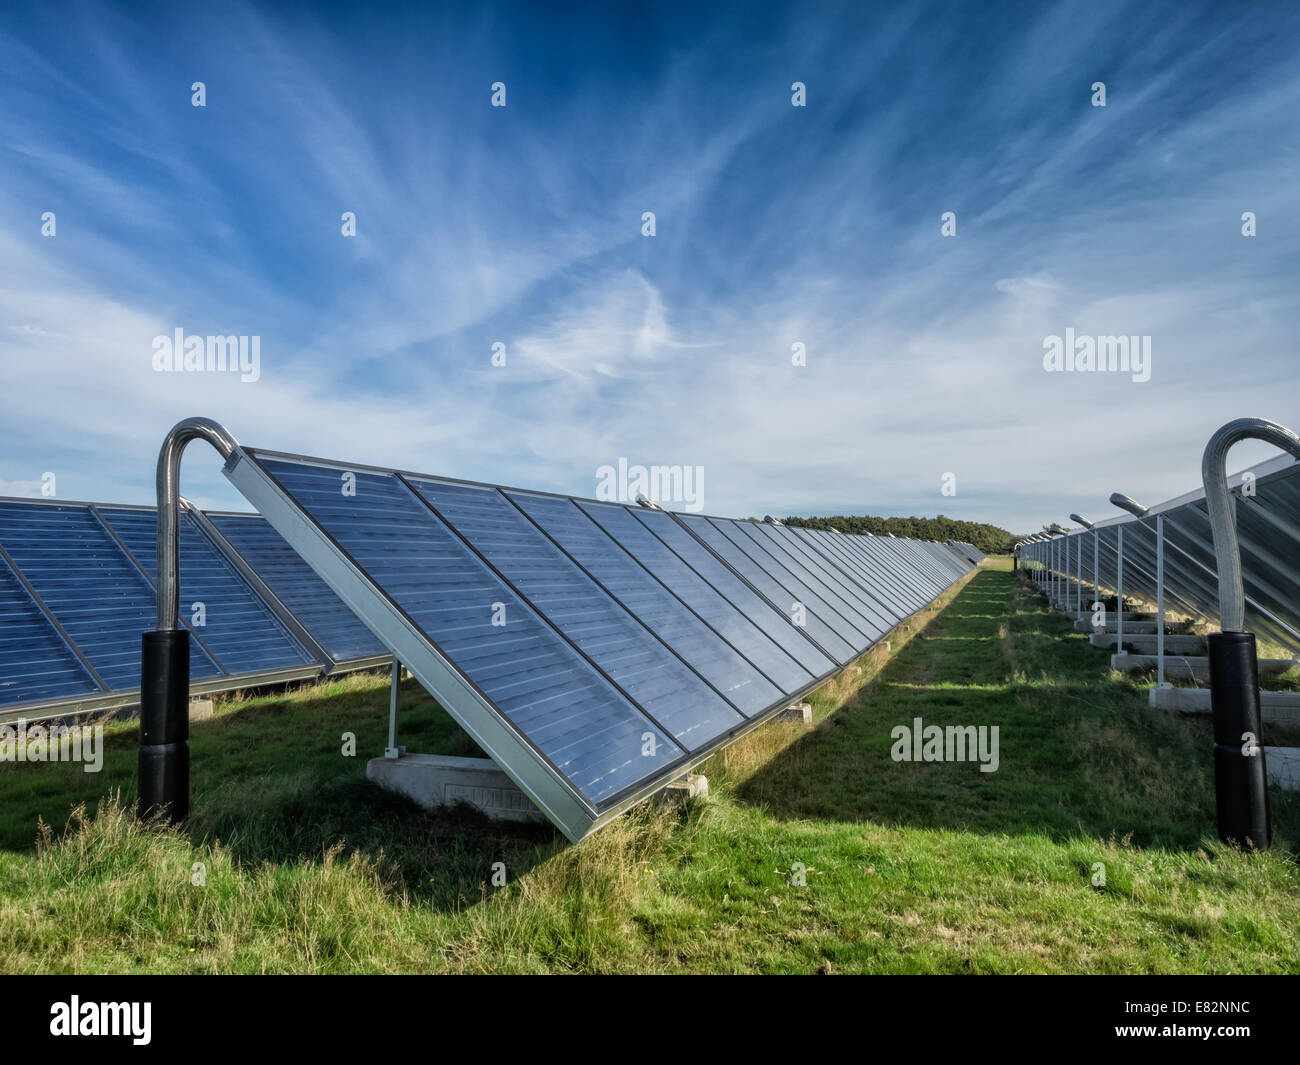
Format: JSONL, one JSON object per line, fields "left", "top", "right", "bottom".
{"left": 1207, "top": 631, "right": 1270, "bottom": 850}
{"left": 138, "top": 629, "right": 190, "bottom": 824}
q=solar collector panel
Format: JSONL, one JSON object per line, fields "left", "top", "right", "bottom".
{"left": 0, "top": 551, "right": 100, "bottom": 706}
{"left": 757, "top": 523, "right": 905, "bottom": 630}
{"left": 576, "top": 500, "right": 815, "bottom": 696}
{"left": 787, "top": 528, "right": 911, "bottom": 622}
{"left": 853, "top": 537, "right": 939, "bottom": 605}
{"left": 0, "top": 502, "right": 220, "bottom": 689}
{"left": 406, "top": 476, "right": 744, "bottom": 751}
{"left": 507, "top": 491, "right": 784, "bottom": 717}
{"left": 728, "top": 520, "right": 887, "bottom": 644}
{"left": 99, "top": 507, "right": 317, "bottom": 677}
{"left": 631, "top": 508, "right": 837, "bottom": 680}
{"left": 676, "top": 513, "right": 859, "bottom": 664}
{"left": 206, "top": 512, "right": 388, "bottom": 665}
{"left": 254, "top": 457, "right": 684, "bottom": 805}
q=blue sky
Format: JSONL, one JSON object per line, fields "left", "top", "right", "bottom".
{"left": 1, "top": 0, "right": 1297, "bottom": 532}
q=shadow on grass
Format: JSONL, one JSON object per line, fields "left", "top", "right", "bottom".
{"left": 735, "top": 569, "right": 1300, "bottom": 853}
{"left": 0, "top": 674, "right": 565, "bottom": 911}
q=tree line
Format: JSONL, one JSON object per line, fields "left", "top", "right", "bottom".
{"left": 779, "top": 513, "right": 1014, "bottom": 554}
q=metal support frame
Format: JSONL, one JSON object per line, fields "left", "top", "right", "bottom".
{"left": 1156, "top": 513, "right": 1166, "bottom": 688}
{"left": 1075, "top": 532, "right": 1082, "bottom": 615}
{"left": 1116, "top": 526, "right": 1124, "bottom": 647}
{"left": 1093, "top": 529, "right": 1100, "bottom": 611}
{"left": 385, "top": 657, "right": 402, "bottom": 759}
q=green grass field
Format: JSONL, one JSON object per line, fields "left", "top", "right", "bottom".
{"left": 2, "top": 559, "right": 1298, "bottom": 973}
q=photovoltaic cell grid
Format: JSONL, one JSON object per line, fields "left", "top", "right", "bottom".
{"left": 229, "top": 448, "right": 973, "bottom": 837}
{"left": 0, "top": 498, "right": 388, "bottom": 718}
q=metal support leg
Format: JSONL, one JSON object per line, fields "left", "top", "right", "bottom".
{"left": 1093, "top": 528, "right": 1100, "bottom": 614}
{"left": 1156, "top": 514, "right": 1167, "bottom": 688}
{"left": 1075, "top": 534, "right": 1082, "bottom": 615}
{"left": 1116, "top": 526, "right": 1124, "bottom": 648}
{"left": 385, "top": 657, "right": 402, "bottom": 759}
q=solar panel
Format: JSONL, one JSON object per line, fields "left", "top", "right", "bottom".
{"left": 575, "top": 500, "right": 814, "bottom": 695}
{"left": 246, "top": 457, "right": 685, "bottom": 808}
{"left": 0, "top": 498, "right": 386, "bottom": 722}
{"left": 406, "top": 476, "right": 743, "bottom": 750}
{"left": 0, "top": 501, "right": 221, "bottom": 690}
{"left": 99, "top": 506, "right": 318, "bottom": 678}
{"left": 675, "top": 514, "right": 860, "bottom": 664}
{"left": 716, "top": 518, "right": 883, "bottom": 644}
{"left": 225, "top": 446, "right": 973, "bottom": 839}
{"left": 827, "top": 534, "right": 930, "bottom": 612}
{"left": 0, "top": 547, "right": 99, "bottom": 707}
{"left": 505, "top": 491, "right": 784, "bottom": 716}
{"left": 747, "top": 522, "right": 900, "bottom": 633}
{"left": 203, "top": 511, "right": 388, "bottom": 667}
{"left": 627, "top": 507, "right": 836, "bottom": 679}
{"left": 819, "top": 530, "right": 926, "bottom": 616}
{"left": 1042, "top": 458, "right": 1300, "bottom": 656}
{"left": 789, "top": 528, "right": 913, "bottom": 620}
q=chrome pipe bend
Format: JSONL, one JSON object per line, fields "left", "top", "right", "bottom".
{"left": 155, "top": 418, "right": 241, "bottom": 630}
{"left": 1201, "top": 417, "right": 1300, "bottom": 633}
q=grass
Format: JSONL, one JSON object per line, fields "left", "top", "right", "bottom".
{"left": 1, "top": 559, "right": 1298, "bottom": 973}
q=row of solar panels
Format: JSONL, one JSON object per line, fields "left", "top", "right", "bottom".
{"left": 1019, "top": 453, "right": 1300, "bottom": 657}
{"left": 224, "top": 446, "right": 976, "bottom": 838}
{"left": 947, "top": 541, "right": 987, "bottom": 565}
{"left": 0, "top": 497, "right": 390, "bottom": 722}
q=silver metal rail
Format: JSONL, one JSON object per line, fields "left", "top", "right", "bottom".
{"left": 156, "top": 418, "right": 240, "bottom": 630}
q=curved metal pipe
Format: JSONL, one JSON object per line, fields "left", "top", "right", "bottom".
{"left": 1109, "top": 492, "right": 1149, "bottom": 518}
{"left": 156, "top": 417, "right": 240, "bottom": 630}
{"left": 1202, "top": 417, "right": 1300, "bottom": 633}
{"left": 1069, "top": 513, "right": 1094, "bottom": 529}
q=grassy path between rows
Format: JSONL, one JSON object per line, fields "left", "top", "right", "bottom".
{"left": 1, "top": 559, "right": 1297, "bottom": 972}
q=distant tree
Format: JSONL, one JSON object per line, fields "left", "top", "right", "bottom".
{"left": 782, "top": 513, "right": 1015, "bottom": 554}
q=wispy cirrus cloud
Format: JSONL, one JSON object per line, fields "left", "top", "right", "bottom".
{"left": 0, "top": 0, "right": 1297, "bottom": 529}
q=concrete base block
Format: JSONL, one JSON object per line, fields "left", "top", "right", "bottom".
{"left": 655, "top": 773, "right": 709, "bottom": 806}
{"left": 1264, "top": 747, "right": 1300, "bottom": 791}
{"left": 1075, "top": 620, "right": 1182, "bottom": 635}
{"left": 1149, "top": 686, "right": 1300, "bottom": 725}
{"left": 1090, "top": 633, "right": 1206, "bottom": 654}
{"left": 1112, "top": 653, "right": 1294, "bottom": 681}
{"left": 1074, "top": 611, "right": 1146, "bottom": 622}
{"left": 779, "top": 702, "right": 812, "bottom": 725}
{"left": 189, "top": 699, "right": 214, "bottom": 721}
{"left": 366, "top": 752, "right": 546, "bottom": 824}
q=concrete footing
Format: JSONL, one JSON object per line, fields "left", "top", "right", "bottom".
{"left": 1148, "top": 686, "right": 1300, "bottom": 725}
{"left": 366, "top": 752, "right": 547, "bottom": 824}
{"left": 189, "top": 699, "right": 214, "bottom": 721}
{"left": 654, "top": 773, "right": 709, "bottom": 806}
{"left": 1074, "top": 619, "right": 1183, "bottom": 635}
{"left": 1111, "top": 653, "right": 1295, "bottom": 681}
{"left": 1264, "top": 747, "right": 1300, "bottom": 790}
{"left": 1090, "top": 633, "right": 1206, "bottom": 654}
{"left": 1073, "top": 610, "right": 1147, "bottom": 623}
{"left": 779, "top": 702, "right": 812, "bottom": 725}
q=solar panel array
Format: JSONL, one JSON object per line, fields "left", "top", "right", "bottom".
{"left": 226, "top": 447, "right": 975, "bottom": 839}
{"left": 947, "top": 541, "right": 987, "bottom": 565}
{"left": 0, "top": 498, "right": 388, "bottom": 722}
{"left": 1021, "top": 454, "right": 1300, "bottom": 656}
